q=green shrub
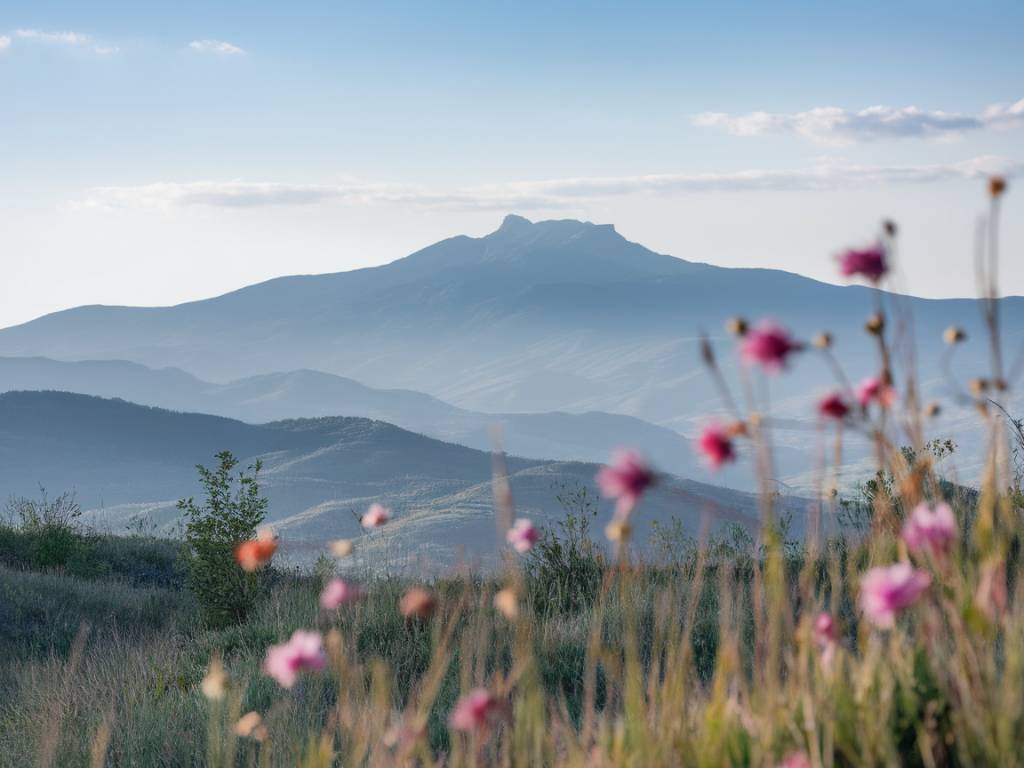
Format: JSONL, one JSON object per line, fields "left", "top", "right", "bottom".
{"left": 178, "top": 451, "right": 269, "bottom": 627}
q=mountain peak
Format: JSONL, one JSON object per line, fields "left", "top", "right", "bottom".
{"left": 498, "top": 213, "right": 533, "bottom": 232}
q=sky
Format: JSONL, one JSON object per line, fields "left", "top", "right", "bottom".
{"left": 1, "top": 0, "right": 1023, "bottom": 328}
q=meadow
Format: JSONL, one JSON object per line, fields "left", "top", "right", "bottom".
{"left": 1, "top": 179, "right": 1021, "bottom": 767}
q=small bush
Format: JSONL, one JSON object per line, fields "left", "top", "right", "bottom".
{"left": 178, "top": 451, "right": 269, "bottom": 627}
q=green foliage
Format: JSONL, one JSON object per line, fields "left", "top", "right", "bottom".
{"left": 523, "top": 482, "right": 605, "bottom": 615}
{"left": 178, "top": 451, "right": 269, "bottom": 627}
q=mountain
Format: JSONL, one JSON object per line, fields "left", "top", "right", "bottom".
{"left": 0, "top": 355, "right": 732, "bottom": 485}
{"left": 0, "top": 391, "right": 787, "bottom": 567}
{"left": 0, "top": 215, "right": 1015, "bottom": 487}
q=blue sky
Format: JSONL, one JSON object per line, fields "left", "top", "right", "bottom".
{"left": 1, "top": 1, "right": 1022, "bottom": 327}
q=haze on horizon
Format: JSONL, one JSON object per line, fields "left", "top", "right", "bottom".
{"left": 2, "top": 0, "right": 1023, "bottom": 329}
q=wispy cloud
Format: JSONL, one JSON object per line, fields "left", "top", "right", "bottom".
{"left": 694, "top": 99, "right": 1024, "bottom": 145}
{"left": 0, "top": 35, "right": 11, "bottom": 51}
{"left": 10, "top": 28, "right": 117, "bottom": 55}
{"left": 188, "top": 39, "right": 244, "bottom": 55}
{"left": 74, "top": 156, "right": 1021, "bottom": 212}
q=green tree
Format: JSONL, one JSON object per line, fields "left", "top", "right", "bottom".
{"left": 178, "top": 451, "right": 268, "bottom": 627}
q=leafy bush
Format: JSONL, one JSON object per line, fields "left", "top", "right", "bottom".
{"left": 523, "top": 482, "right": 605, "bottom": 615}
{"left": 178, "top": 451, "right": 268, "bottom": 627}
{"left": 1, "top": 488, "right": 95, "bottom": 573}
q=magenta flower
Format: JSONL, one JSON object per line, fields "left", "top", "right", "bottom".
{"left": 780, "top": 752, "right": 811, "bottom": 768}
{"left": 319, "top": 578, "right": 367, "bottom": 610}
{"left": 263, "top": 630, "right": 326, "bottom": 689}
{"left": 813, "top": 612, "right": 838, "bottom": 668}
{"left": 696, "top": 423, "right": 736, "bottom": 470}
{"left": 596, "top": 450, "right": 655, "bottom": 516}
{"left": 449, "top": 688, "right": 504, "bottom": 732}
{"left": 740, "top": 321, "right": 803, "bottom": 372}
{"left": 818, "top": 392, "right": 850, "bottom": 420}
{"left": 361, "top": 503, "right": 390, "bottom": 529}
{"left": 506, "top": 518, "right": 539, "bottom": 554}
{"left": 859, "top": 563, "right": 931, "bottom": 629}
{"left": 856, "top": 376, "right": 895, "bottom": 408}
{"left": 839, "top": 243, "right": 888, "bottom": 283}
{"left": 902, "top": 501, "right": 956, "bottom": 558}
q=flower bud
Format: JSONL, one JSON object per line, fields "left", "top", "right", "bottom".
{"left": 989, "top": 176, "right": 1007, "bottom": 198}
{"left": 943, "top": 326, "right": 965, "bottom": 345}
{"left": 865, "top": 313, "right": 885, "bottom": 335}
{"left": 812, "top": 332, "right": 833, "bottom": 350}
{"left": 725, "top": 317, "right": 748, "bottom": 337}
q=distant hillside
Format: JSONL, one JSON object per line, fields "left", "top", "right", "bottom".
{"left": 0, "top": 356, "right": 723, "bottom": 485}
{"left": 0, "top": 391, "right": 789, "bottom": 567}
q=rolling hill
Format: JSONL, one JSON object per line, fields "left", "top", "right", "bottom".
{"left": 0, "top": 391, "right": 789, "bottom": 568}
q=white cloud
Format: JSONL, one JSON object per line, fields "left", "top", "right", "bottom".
{"left": 73, "top": 156, "right": 1021, "bottom": 213}
{"left": 15, "top": 28, "right": 91, "bottom": 45}
{"left": 188, "top": 39, "right": 244, "bottom": 55}
{"left": 0, "top": 35, "right": 11, "bottom": 51}
{"left": 11, "top": 28, "right": 116, "bottom": 55}
{"left": 694, "top": 99, "right": 1024, "bottom": 145}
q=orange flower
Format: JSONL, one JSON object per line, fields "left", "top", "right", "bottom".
{"left": 235, "top": 529, "right": 278, "bottom": 572}
{"left": 400, "top": 587, "right": 437, "bottom": 620}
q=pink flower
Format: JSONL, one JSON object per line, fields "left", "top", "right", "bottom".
{"left": 319, "top": 578, "right": 367, "bottom": 610}
{"left": 780, "top": 752, "right": 811, "bottom": 768}
{"left": 449, "top": 688, "right": 504, "bottom": 732}
{"left": 813, "top": 612, "right": 838, "bottom": 668}
{"left": 506, "top": 518, "right": 539, "bottom": 554}
{"left": 818, "top": 392, "right": 850, "bottom": 420}
{"left": 839, "top": 243, "right": 888, "bottom": 283}
{"left": 696, "top": 423, "right": 736, "bottom": 470}
{"left": 902, "top": 501, "right": 956, "bottom": 557}
{"left": 596, "top": 450, "right": 655, "bottom": 516}
{"left": 361, "top": 503, "right": 390, "bottom": 529}
{"left": 263, "top": 630, "right": 326, "bottom": 689}
{"left": 856, "top": 376, "right": 895, "bottom": 408}
{"left": 859, "top": 563, "right": 931, "bottom": 629}
{"left": 740, "top": 321, "right": 803, "bottom": 372}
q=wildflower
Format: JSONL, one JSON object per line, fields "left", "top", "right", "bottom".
{"left": 780, "top": 752, "right": 811, "bottom": 768}
{"left": 856, "top": 376, "right": 895, "bottom": 408}
{"left": 330, "top": 538, "right": 354, "bottom": 557}
{"left": 449, "top": 688, "right": 505, "bottom": 732}
{"left": 943, "top": 326, "right": 965, "bottom": 345}
{"left": 990, "top": 176, "right": 1007, "bottom": 197}
{"left": 235, "top": 528, "right": 277, "bottom": 572}
{"left": 859, "top": 563, "right": 931, "bottom": 629}
{"left": 400, "top": 587, "right": 437, "bottom": 620}
{"left": 605, "top": 518, "right": 632, "bottom": 542}
{"left": 263, "top": 630, "right": 326, "bottom": 689}
{"left": 361, "top": 503, "right": 390, "bottom": 528}
{"left": 319, "top": 578, "right": 366, "bottom": 610}
{"left": 696, "top": 423, "right": 736, "bottom": 470}
{"left": 200, "top": 655, "right": 227, "bottom": 701}
{"left": 493, "top": 587, "right": 519, "bottom": 620}
{"left": 506, "top": 518, "right": 539, "bottom": 554}
{"left": 812, "top": 332, "right": 833, "bottom": 350}
{"left": 902, "top": 501, "right": 956, "bottom": 558}
{"left": 596, "top": 450, "right": 654, "bottom": 516}
{"left": 740, "top": 321, "right": 803, "bottom": 372}
{"left": 818, "top": 392, "right": 850, "bottom": 420}
{"left": 813, "top": 612, "right": 838, "bottom": 669}
{"left": 234, "top": 712, "right": 268, "bottom": 742}
{"left": 839, "top": 243, "right": 888, "bottom": 283}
